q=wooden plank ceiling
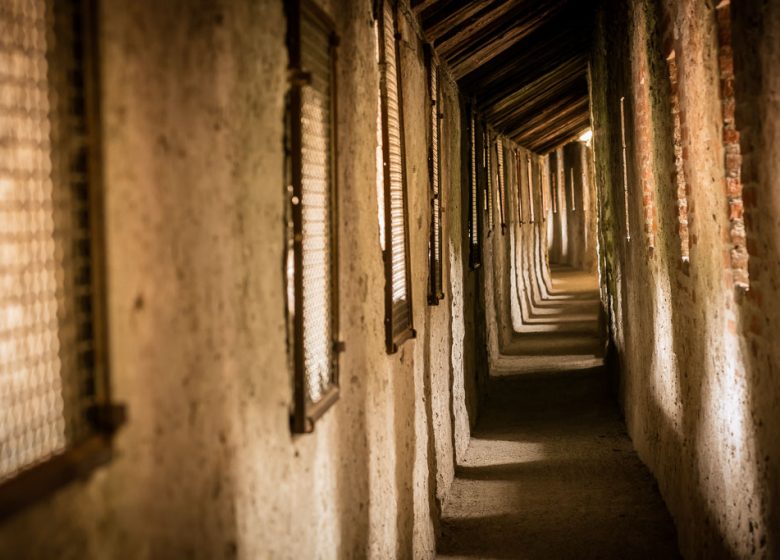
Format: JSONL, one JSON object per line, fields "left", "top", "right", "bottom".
{"left": 412, "top": 0, "right": 596, "bottom": 153}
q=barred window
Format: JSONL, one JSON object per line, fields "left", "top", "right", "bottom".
{"left": 496, "top": 139, "right": 506, "bottom": 232}
{"left": 468, "top": 108, "right": 481, "bottom": 269}
{"left": 377, "top": 0, "right": 413, "bottom": 353}
{"left": 484, "top": 129, "right": 493, "bottom": 235}
{"left": 551, "top": 152, "right": 559, "bottom": 214}
{"left": 285, "top": 0, "right": 341, "bottom": 433}
{"left": 0, "top": 0, "right": 123, "bottom": 512}
{"left": 515, "top": 150, "right": 524, "bottom": 224}
{"left": 527, "top": 154, "right": 536, "bottom": 223}
{"left": 426, "top": 50, "right": 443, "bottom": 304}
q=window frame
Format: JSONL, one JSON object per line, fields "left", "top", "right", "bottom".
{"left": 377, "top": 0, "right": 415, "bottom": 353}
{"left": 0, "top": 0, "right": 125, "bottom": 519}
{"left": 496, "top": 137, "right": 507, "bottom": 233}
{"left": 468, "top": 104, "right": 482, "bottom": 270}
{"left": 484, "top": 126, "right": 494, "bottom": 235}
{"left": 285, "top": 0, "right": 341, "bottom": 433}
{"left": 425, "top": 46, "right": 444, "bottom": 305}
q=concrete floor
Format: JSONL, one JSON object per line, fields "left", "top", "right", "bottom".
{"left": 437, "top": 267, "right": 680, "bottom": 559}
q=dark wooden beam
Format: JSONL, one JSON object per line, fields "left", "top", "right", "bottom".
{"left": 443, "top": 3, "right": 563, "bottom": 78}
{"left": 412, "top": 0, "right": 440, "bottom": 13}
{"left": 525, "top": 112, "right": 591, "bottom": 153}
{"left": 497, "top": 89, "right": 586, "bottom": 136}
{"left": 510, "top": 96, "right": 589, "bottom": 143}
{"left": 486, "top": 62, "right": 587, "bottom": 126}
{"left": 532, "top": 114, "right": 591, "bottom": 153}
{"left": 424, "top": 1, "right": 493, "bottom": 43}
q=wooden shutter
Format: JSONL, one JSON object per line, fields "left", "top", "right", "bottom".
{"left": 378, "top": 0, "right": 414, "bottom": 353}
{"left": 286, "top": 0, "right": 340, "bottom": 433}
{"left": 426, "top": 49, "right": 444, "bottom": 304}
{"left": 468, "top": 108, "right": 481, "bottom": 269}
{"left": 496, "top": 139, "right": 506, "bottom": 233}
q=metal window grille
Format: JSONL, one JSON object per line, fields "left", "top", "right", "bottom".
{"left": 569, "top": 166, "right": 577, "bottom": 213}
{"left": 515, "top": 150, "right": 524, "bottom": 224}
{"left": 496, "top": 139, "right": 506, "bottom": 232}
{"left": 551, "top": 153, "right": 559, "bottom": 214}
{"left": 285, "top": 0, "right": 341, "bottom": 433}
{"left": 468, "top": 107, "right": 481, "bottom": 269}
{"left": 426, "top": 49, "right": 443, "bottom": 304}
{"left": 0, "top": 0, "right": 121, "bottom": 506}
{"left": 527, "top": 154, "right": 535, "bottom": 223}
{"left": 484, "top": 128, "right": 493, "bottom": 234}
{"left": 539, "top": 159, "right": 546, "bottom": 217}
{"left": 377, "top": 0, "right": 414, "bottom": 353}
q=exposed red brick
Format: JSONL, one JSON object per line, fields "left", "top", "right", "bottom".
{"left": 715, "top": 2, "right": 749, "bottom": 290}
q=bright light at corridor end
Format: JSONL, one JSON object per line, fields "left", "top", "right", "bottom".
{"left": 578, "top": 128, "right": 593, "bottom": 143}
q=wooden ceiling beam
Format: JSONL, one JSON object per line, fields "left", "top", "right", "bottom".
{"left": 523, "top": 111, "right": 590, "bottom": 152}
{"left": 532, "top": 115, "right": 591, "bottom": 153}
{"left": 510, "top": 97, "right": 589, "bottom": 142}
{"left": 423, "top": 1, "right": 493, "bottom": 43}
{"left": 486, "top": 63, "right": 586, "bottom": 126}
{"left": 444, "top": 3, "right": 562, "bottom": 78}
{"left": 412, "top": 0, "right": 440, "bottom": 14}
{"left": 495, "top": 89, "right": 586, "bottom": 135}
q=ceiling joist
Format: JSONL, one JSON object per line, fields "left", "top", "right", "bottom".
{"left": 415, "top": 0, "right": 597, "bottom": 154}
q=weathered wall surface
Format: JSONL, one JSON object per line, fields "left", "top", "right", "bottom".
{"left": 0, "top": 1, "right": 482, "bottom": 558}
{"left": 480, "top": 136, "right": 554, "bottom": 356}
{"left": 592, "top": 0, "right": 780, "bottom": 557}
{"left": 564, "top": 142, "right": 598, "bottom": 272}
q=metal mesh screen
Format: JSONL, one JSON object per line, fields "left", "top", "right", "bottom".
{"left": 429, "top": 57, "right": 442, "bottom": 301}
{"left": 298, "top": 10, "right": 334, "bottom": 404}
{"left": 381, "top": 1, "right": 411, "bottom": 338}
{"left": 0, "top": 0, "right": 98, "bottom": 480}
{"left": 528, "top": 155, "right": 536, "bottom": 222}
{"left": 485, "top": 131, "right": 493, "bottom": 232}
{"left": 496, "top": 140, "right": 505, "bottom": 228}
{"left": 470, "top": 115, "right": 477, "bottom": 244}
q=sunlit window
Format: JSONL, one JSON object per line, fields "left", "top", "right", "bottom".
{"left": 376, "top": 0, "right": 414, "bottom": 353}
{"left": 285, "top": 0, "right": 341, "bottom": 432}
{"left": 427, "top": 51, "right": 444, "bottom": 303}
{"left": 0, "top": 0, "right": 121, "bottom": 500}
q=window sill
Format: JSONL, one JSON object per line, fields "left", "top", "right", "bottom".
{"left": 0, "top": 434, "right": 119, "bottom": 521}
{"left": 388, "top": 326, "right": 416, "bottom": 354}
{"left": 291, "top": 384, "right": 340, "bottom": 434}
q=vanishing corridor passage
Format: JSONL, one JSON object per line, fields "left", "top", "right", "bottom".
{"left": 438, "top": 267, "right": 680, "bottom": 559}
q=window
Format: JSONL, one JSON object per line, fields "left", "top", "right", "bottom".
{"left": 551, "top": 153, "right": 559, "bottom": 214}
{"left": 619, "top": 97, "right": 631, "bottom": 241}
{"left": 527, "top": 155, "right": 536, "bottom": 222}
{"left": 495, "top": 139, "right": 506, "bottom": 233}
{"left": 285, "top": 0, "right": 341, "bottom": 433}
{"left": 715, "top": 0, "right": 748, "bottom": 289}
{"left": 569, "top": 167, "right": 577, "bottom": 213}
{"left": 515, "top": 150, "right": 524, "bottom": 225}
{"left": 538, "top": 159, "right": 547, "bottom": 218}
{"left": 426, "top": 48, "right": 443, "bottom": 304}
{"left": 484, "top": 128, "right": 494, "bottom": 235}
{"left": 0, "top": 0, "right": 123, "bottom": 513}
{"left": 377, "top": 0, "right": 414, "bottom": 353}
{"left": 468, "top": 107, "right": 481, "bottom": 269}
{"left": 666, "top": 52, "right": 689, "bottom": 260}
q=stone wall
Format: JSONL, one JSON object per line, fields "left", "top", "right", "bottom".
{"left": 591, "top": 0, "right": 780, "bottom": 556}
{"left": 0, "top": 1, "right": 485, "bottom": 558}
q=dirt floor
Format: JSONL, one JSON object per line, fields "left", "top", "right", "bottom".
{"left": 437, "top": 267, "right": 680, "bottom": 559}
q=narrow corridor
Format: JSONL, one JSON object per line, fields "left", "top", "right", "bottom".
{"left": 0, "top": 1, "right": 778, "bottom": 558}
{"left": 439, "top": 267, "right": 679, "bottom": 558}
